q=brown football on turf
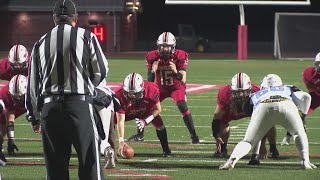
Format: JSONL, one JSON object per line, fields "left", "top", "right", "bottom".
{"left": 123, "top": 146, "right": 134, "bottom": 159}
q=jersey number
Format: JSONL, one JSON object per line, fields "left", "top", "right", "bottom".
{"left": 160, "top": 71, "right": 173, "bottom": 85}
{"left": 255, "top": 86, "right": 284, "bottom": 98}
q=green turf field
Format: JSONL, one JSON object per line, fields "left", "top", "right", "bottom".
{"left": 1, "top": 59, "right": 320, "bottom": 179}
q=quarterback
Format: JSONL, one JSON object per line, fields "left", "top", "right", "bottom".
{"left": 128, "top": 32, "right": 199, "bottom": 144}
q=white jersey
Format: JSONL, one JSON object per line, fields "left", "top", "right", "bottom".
{"left": 250, "top": 85, "right": 292, "bottom": 109}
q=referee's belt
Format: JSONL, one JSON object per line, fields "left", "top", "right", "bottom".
{"left": 261, "top": 97, "right": 288, "bottom": 103}
{"left": 43, "top": 94, "right": 92, "bottom": 104}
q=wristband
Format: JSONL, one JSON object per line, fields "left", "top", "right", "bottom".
{"left": 145, "top": 115, "right": 155, "bottom": 124}
{"left": 176, "top": 72, "right": 183, "bottom": 81}
{"left": 119, "top": 137, "right": 124, "bottom": 143}
{"left": 7, "top": 125, "right": 14, "bottom": 139}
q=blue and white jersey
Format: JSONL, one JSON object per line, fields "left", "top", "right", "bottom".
{"left": 250, "top": 85, "right": 293, "bottom": 109}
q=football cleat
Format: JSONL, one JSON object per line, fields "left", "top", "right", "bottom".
{"left": 281, "top": 135, "right": 291, "bottom": 146}
{"left": 270, "top": 148, "right": 280, "bottom": 159}
{"left": 127, "top": 134, "right": 144, "bottom": 142}
{"left": 104, "top": 147, "right": 116, "bottom": 169}
{"left": 191, "top": 135, "right": 200, "bottom": 144}
{"left": 219, "top": 158, "right": 236, "bottom": 170}
{"left": 0, "top": 151, "right": 6, "bottom": 166}
{"left": 163, "top": 149, "right": 172, "bottom": 158}
{"left": 213, "top": 149, "right": 228, "bottom": 158}
{"left": 301, "top": 160, "right": 317, "bottom": 170}
{"left": 248, "top": 154, "right": 260, "bottom": 165}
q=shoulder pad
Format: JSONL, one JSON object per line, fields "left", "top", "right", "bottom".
{"left": 175, "top": 49, "right": 188, "bottom": 60}
{"left": 290, "top": 85, "right": 302, "bottom": 92}
{"left": 146, "top": 50, "right": 159, "bottom": 61}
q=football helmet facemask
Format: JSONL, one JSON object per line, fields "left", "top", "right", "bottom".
{"left": 9, "top": 74, "right": 28, "bottom": 103}
{"left": 157, "top": 32, "right": 176, "bottom": 60}
{"left": 230, "top": 73, "right": 252, "bottom": 103}
{"left": 8, "top": 44, "right": 29, "bottom": 71}
{"left": 123, "top": 73, "right": 144, "bottom": 102}
{"left": 260, "top": 74, "right": 283, "bottom": 90}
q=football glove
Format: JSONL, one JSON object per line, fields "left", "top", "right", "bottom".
{"left": 7, "top": 139, "right": 19, "bottom": 156}
{"left": 93, "top": 88, "right": 112, "bottom": 107}
{"left": 136, "top": 118, "right": 147, "bottom": 132}
{"left": 26, "top": 115, "right": 40, "bottom": 126}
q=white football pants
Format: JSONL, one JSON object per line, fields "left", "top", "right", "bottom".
{"left": 228, "top": 100, "right": 310, "bottom": 165}
{"left": 97, "top": 103, "right": 113, "bottom": 155}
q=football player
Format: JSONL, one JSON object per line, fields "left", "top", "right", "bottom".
{"left": 212, "top": 73, "right": 279, "bottom": 163}
{"left": 219, "top": 74, "right": 316, "bottom": 170}
{"left": 93, "top": 80, "right": 118, "bottom": 169}
{"left": 0, "top": 44, "right": 29, "bottom": 80}
{"left": 128, "top": 32, "right": 200, "bottom": 144}
{"left": 114, "top": 73, "right": 171, "bottom": 157}
{"left": 0, "top": 75, "right": 28, "bottom": 165}
{"left": 281, "top": 52, "right": 320, "bottom": 145}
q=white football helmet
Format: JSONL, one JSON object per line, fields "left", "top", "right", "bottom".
{"left": 230, "top": 73, "right": 252, "bottom": 102}
{"left": 8, "top": 44, "right": 29, "bottom": 70}
{"left": 123, "top": 73, "right": 144, "bottom": 101}
{"left": 9, "top": 74, "right": 28, "bottom": 103}
{"left": 260, "top": 74, "right": 283, "bottom": 90}
{"left": 157, "top": 32, "right": 176, "bottom": 60}
{"left": 314, "top": 52, "right": 320, "bottom": 73}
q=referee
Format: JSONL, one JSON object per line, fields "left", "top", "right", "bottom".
{"left": 25, "top": 0, "right": 108, "bottom": 179}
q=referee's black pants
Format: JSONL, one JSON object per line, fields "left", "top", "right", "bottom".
{"left": 41, "top": 97, "right": 104, "bottom": 180}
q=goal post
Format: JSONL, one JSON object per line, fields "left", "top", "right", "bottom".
{"left": 165, "top": 0, "right": 311, "bottom": 60}
{"left": 274, "top": 13, "right": 320, "bottom": 60}
{"left": 165, "top": 0, "right": 311, "bottom": 6}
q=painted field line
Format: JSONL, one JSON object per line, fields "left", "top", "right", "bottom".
{"left": 5, "top": 160, "right": 171, "bottom": 179}
{"left": 15, "top": 123, "right": 320, "bottom": 131}
{"left": 10, "top": 137, "right": 320, "bottom": 145}
{"left": 121, "top": 158, "right": 320, "bottom": 165}
{"left": 120, "top": 169, "right": 177, "bottom": 172}
{"left": 186, "top": 85, "right": 216, "bottom": 93}
{"left": 7, "top": 157, "right": 320, "bottom": 165}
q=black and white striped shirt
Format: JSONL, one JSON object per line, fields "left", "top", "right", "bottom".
{"left": 26, "top": 22, "right": 108, "bottom": 118}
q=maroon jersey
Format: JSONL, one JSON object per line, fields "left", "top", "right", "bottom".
{"left": 303, "top": 66, "right": 320, "bottom": 96}
{"left": 145, "top": 49, "right": 188, "bottom": 90}
{"left": 0, "top": 58, "right": 28, "bottom": 81}
{"left": 0, "top": 84, "right": 26, "bottom": 123}
{"left": 217, "top": 84, "right": 260, "bottom": 124}
{"left": 115, "top": 81, "right": 160, "bottom": 121}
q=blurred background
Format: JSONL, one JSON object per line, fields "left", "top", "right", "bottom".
{"left": 0, "top": 0, "right": 319, "bottom": 58}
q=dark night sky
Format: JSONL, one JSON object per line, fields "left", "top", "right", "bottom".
{"left": 137, "top": 0, "right": 320, "bottom": 42}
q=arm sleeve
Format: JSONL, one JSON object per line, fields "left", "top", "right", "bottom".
{"left": 147, "top": 69, "right": 155, "bottom": 82}
{"left": 90, "top": 33, "right": 109, "bottom": 86}
{"left": 242, "top": 98, "right": 254, "bottom": 117}
{"left": 25, "top": 43, "right": 41, "bottom": 120}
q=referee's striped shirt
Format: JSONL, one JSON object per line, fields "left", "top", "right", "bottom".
{"left": 26, "top": 22, "right": 109, "bottom": 118}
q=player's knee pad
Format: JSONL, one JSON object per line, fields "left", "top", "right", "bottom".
{"left": 177, "top": 101, "right": 190, "bottom": 117}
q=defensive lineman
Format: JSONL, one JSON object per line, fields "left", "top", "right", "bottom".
{"left": 219, "top": 74, "right": 316, "bottom": 170}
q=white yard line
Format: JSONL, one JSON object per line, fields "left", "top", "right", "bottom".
{"left": 7, "top": 157, "right": 320, "bottom": 165}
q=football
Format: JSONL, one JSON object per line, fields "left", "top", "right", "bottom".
{"left": 121, "top": 146, "right": 134, "bottom": 159}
